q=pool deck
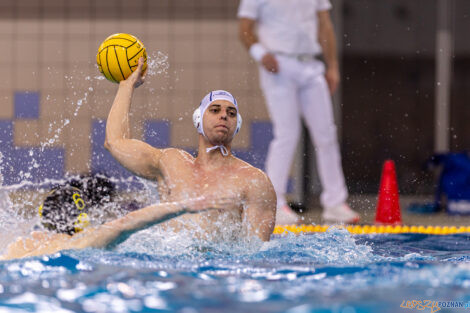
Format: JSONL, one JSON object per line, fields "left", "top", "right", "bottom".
{"left": 301, "top": 194, "right": 470, "bottom": 226}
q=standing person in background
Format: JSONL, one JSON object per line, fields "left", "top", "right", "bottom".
{"left": 238, "top": 0, "right": 360, "bottom": 225}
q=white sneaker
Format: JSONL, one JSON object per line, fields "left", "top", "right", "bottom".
{"left": 322, "top": 203, "right": 360, "bottom": 224}
{"left": 275, "top": 205, "right": 300, "bottom": 225}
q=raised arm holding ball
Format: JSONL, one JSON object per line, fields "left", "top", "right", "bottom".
{"left": 104, "top": 57, "right": 276, "bottom": 242}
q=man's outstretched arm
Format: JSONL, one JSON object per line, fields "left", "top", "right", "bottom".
{"left": 74, "top": 195, "right": 237, "bottom": 250}
{"left": 2, "top": 196, "right": 235, "bottom": 260}
{"left": 104, "top": 57, "right": 163, "bottom": 179}
{"left": 68, "top": 201, "right": 191, "bottom": 250}
{"left": 0, "top": 202, "right": 187, "bottom": 260}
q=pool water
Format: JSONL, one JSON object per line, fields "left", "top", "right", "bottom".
{"left": 1, "top": 228, "right": 470, "bottom": 313}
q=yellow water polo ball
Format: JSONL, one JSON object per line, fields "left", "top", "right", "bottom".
{"left": 96, "top": 33, "right": 148, "bottom": 83}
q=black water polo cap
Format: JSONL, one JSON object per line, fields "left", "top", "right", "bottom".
{"left": 38, "top": 186, "right": 90, "bottom": 235}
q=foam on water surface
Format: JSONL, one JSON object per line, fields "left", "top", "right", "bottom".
{"left": 1, "top": 233, "right": 470, "bottom": 313}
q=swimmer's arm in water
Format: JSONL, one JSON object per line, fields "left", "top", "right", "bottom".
{"left": 68, "top": 201, "right": 192, "bottom": 250}
{"left": 242, "top": 170, "right": 276, "bottom": 241}
{"left": 104, "top": 57, "right": 163, "bottom": 179}
{"left": 0, "top": 196, "right": 232, "bottom": 260}
{"left": 0, "top": 203, "right": 186, "bottom": 260}
{"left": 0, "top": 203, "right": 187, "bottom": 260}
{"left": 79, "top": 196, "right": 237, "bottom": 249}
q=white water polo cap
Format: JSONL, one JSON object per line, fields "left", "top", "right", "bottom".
{"left": 192, "top": 90, "right": 243, "bottom": 138}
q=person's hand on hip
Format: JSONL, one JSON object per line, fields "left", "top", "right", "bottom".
{"left": 261, "top": 53, "right": 279, "bottom": 73}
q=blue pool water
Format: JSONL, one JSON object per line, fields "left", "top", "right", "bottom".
{"left": 1, "top": 228, "right": 470, "bottom": 313}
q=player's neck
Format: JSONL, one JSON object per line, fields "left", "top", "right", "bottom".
{"left": 196, "top": 137, "right": 233, "bottom": 168}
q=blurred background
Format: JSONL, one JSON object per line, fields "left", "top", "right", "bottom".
{"left": 0, "top": 0, "right": 469, "bottom": 219}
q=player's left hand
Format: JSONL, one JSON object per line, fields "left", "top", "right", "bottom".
{"left": 325, "top": 66, "right": 340, "bottom": 94}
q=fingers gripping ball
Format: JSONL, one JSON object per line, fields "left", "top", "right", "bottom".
{"left": 96, "top": 33, "right": 147, "bottom": 83}
{"left": 38, "top": 186, "right": 90, "bottom": 235}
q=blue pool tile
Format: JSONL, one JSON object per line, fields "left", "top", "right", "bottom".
{"left": 0, "top": 120, "right": 13, "bottom": 147}
{"left": 233, "top": 121, "right": 273, "bottom": 170}
{"left": 144, "top": 120, "right": 196, "bottom": 156}
{"left": 144, "top": 120, "right": 170, "bottom": 148}
{"left": 2, "top": 147, "right": 65, "bottom": 186}
{"left": 91, "top": 119, "right": 134, "bottom": 179}
{"left": 14, "top": 91, "right": 40, "bottom": 119}
{"left": 0, "top": 119, "right": 65, "bottom": 186}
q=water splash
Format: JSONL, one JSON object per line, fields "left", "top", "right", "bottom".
{"left": 145, "top": 51, "right": 170, "bottom": 78}
{"left": 39, "top": 50, "right": 169, "bottom": 152}
{"left": 0, "top": 52, "right": 168, "bottom": 258}
{"left": 0, "top": 151, "right": 35, "bottom": 253}
{"left": 114, "top": 209, "right": 250, "bottom": 256}
{"left": 40, "top": 77, "right": 93, "bottom": 150}
{"left": 0, "top": 152, "right": 12, "bottom": 213}
{"left": 2, "top": 232, "right": 470, "bottom": 313}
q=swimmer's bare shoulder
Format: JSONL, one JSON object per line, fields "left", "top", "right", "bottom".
{"left": 239, "top": 160, "right": 276, "bottom": 200}
{"left": 159, "top": 147, "right": 195, "bottom": 163}
{"left": 156, "top": 148, "right": 195, "bottom": 177}
{"left": 234, "top": 158, "right": 276, "bottom": 241}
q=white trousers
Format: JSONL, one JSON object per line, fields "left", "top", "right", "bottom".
{"left": 259, "top": 55, "right": 348, "bottom": 209}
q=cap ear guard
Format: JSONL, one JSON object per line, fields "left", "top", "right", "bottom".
{"left": 193, "top": 107, "right": 202, "bottom": 134}
{"left": 235, "top": 113, "right": 242, "bottom": 135}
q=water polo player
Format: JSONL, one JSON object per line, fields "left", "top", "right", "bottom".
{"left": 1, "top": 57, "right": 276, "bottom": 260}
{"left": 39, "top": 185, "right": 91, "bottom": 235}
{"left": 38, "top": 174, "right": 144, "bottom": 235}
{"left": 104, "top": 58, "right": 276, "bottom": 241}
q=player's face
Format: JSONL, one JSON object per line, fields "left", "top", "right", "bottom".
{"left": 203, "top": 100, "right": 238, "bottom": 144}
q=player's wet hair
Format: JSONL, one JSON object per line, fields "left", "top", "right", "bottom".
{"left": 37, "top": 174, "right": 138, "bottom": 235}
{"left": 39, "top": 186, "right": 90, "bottom": 235}
{"left": 68, "top": 173, "right": 117, "bottom": 207}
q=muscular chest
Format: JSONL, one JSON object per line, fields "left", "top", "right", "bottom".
{"left": 159, "top": 162, "right": 246, "bottom": 204}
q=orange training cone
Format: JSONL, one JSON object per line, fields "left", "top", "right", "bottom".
{"left": 375, "top": 160, "right": 402, "bottom": 225}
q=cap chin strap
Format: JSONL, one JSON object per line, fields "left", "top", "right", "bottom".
{"left": 206, "top": 145, "right": 228, "bottom": 156}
